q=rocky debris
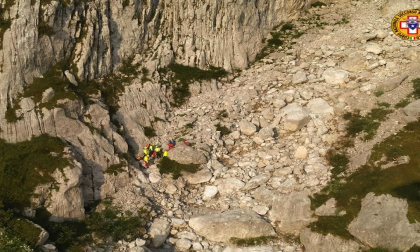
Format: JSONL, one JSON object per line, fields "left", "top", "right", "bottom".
{"left": 218, "top": 178, "right": 245, "bottom": 195}
{"left": 223, "top": 246, "right": 274, "bottom": 252}
{"left": 189, "top": 209, "right": 276, "bottom": 242}
{"left": 322, "top": 68, "right": 349, "bottom": 85}
{"left": 258, "top": 127, "right": 275, "bottom": 140}
{"left": 41, "top": 88, "right": 55, "bottom": 103}
{"left": 176, "top": 238, "right": 192, "bottom": 251}
{"left": 167, "top": 145, "right": 207, "bottom": 165}
{"left": 315, "top": 198, "right": 337, "bottom": 216}
{"left": 376, "top": 74, "right": 409, "bottom": 92}
{"left": 341, "top": 53, "right": 367, "bottom": 72}
{"left": 182, "top": 169, "right": 212, "bottom": 184}
{"left": 239, "top": 119, "right": 257, "bottom": 136}
{"left": 365, "top": 44, "right": 382, "bottom": 55}
{"left": 64, "top": 70, "right": 78, "bottom": 86}
{"left": 149, "top": 218, "right": 171, "bottom": 247}
{"left": 293, "top": 71, "right": 308, "bottom": 84}
{"left": 348, "top": 193, "right": 420, "bottom": 251}
{"left": 307, "top": 98, "right": 334, "bottom": 116}
{"left": 300, "top": 229, "right": 360, "bottom": 252}
{"left": 269, "top": 192, "right": 312, "bottom": 233}
{"left": 243, "top": 174, "right": 271, "bottom": 191}
{"left": 403, "top": 100, "right": 420, "bottom": 118}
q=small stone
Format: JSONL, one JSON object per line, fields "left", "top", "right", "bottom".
{"left": 203, "top": 185, "right": 218, "bottom": 200}
{"left": 42, "top": 88, "right": 56, "bottom": 103}
{"left": 252, "top": 205, "right": 269, "bottom": 215}
{"left": 217, "top": 178, "right": 245, "bottom": 195}
{"left": 64, "top": 70, "right": 78, "bottom": 86}
{"left": 292, "top": 71, "right": 308, "bottom": 84}
{"left": 295, "top": 146, "right": 308, "bottom": 159}
{"left": 323, "top": 68, "right": 349, "bottom": 85}
{"left": 176, "top": 239, "right": 192, "bottom": 251}
{"left": 239, "top": 120, "right": 257, "bottom": 136}
{"left": 149, "top": 173, "right": 161, "bottom": 184}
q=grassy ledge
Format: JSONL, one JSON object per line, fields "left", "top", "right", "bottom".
{"left": 158, "top": 157, "right": 200, "bottom": 179}
{"left": 229, "top": 236, "right": 277, "bottom": 247}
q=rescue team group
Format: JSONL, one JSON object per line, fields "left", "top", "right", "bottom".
{"left": 136, "top": 140, "right": 188, "bottom": 168}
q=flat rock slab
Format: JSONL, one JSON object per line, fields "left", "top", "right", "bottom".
{"left": 348, "top": 193, "right": 420, "bottom": 251}
{"left": 189, "top": 209, "right": 276, "bottom": 242}
{"left": 300, "top": 228, "right": 359, "bottom": 252}
{"left": 167, "top": 145, "right": 207, "bottom": 165}
{"left": 403, "top": 100, "right": 420, "bottom": 118}
{"left": 182, "top": 169, "right": 212, "bottom": 184}
{"left": 376, "top": 74, "right": 408, "bottom": 92}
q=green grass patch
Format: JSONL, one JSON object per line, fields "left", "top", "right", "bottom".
{"left": 395, "top": 98, "right": 410, "bottom": 108}
{"left": 412, "top": 78, "right": 420, "bottom": 99}
{"left": 143, "top": 126, "right": 157, "bottom": 138}
{"left": 158, "top": 157, "right": 200, "bottom": 179}
{"left": 0, "top": 134, "right": 70, "bottom": 209}
{"left": 311, "top": 1, "right": 326, "bottom": 8}
{"left": 365, "top": 247, "right": 399, "bottom": 252}
{"left": 310, "top": 120, "right": 420, "bottom": 239}
{"left": 161, "top": 64, "right": 228, "bottom": 107}
{"left": 229, "top": 236, "right": 277, "bottom": 247}
{"left": 215, "top": 123, "right": 231, "bottom": 137}
{"left": 374, "top": 90, "right": 384, "bottom": 97}
{"left": 281, "top": 22, "right": 295, "bottom": 32}
{"left": 408, "top": 245, "right": 420, "bottom": 252}
{"left": 105, "top": 161, "right": 126, "bottom": 176}
{"left": 327, "top": 150, "right": 349, "bottom": 177}
{"left": 216, "top": 109, "right": 229, "bottom": 120}
{"left": 376, "top": 102, "right": 390, "bottom": 108}
{"left": 344, "top": 108, "right": 392, "bottom": 140}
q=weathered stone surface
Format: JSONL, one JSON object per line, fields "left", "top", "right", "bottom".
{"left": 189, "top": 209, "right": 276, "bottom": 242}
{"left": 315, "top": 198, "right": 337, "bottom": 216}
{"left": 239, "top": 119, "right": 257, "bottom": 136}
{"left": 64, "top": 70, "right": 78, "bottom": 86}
{"left": 42, "top": 88, "right": 55, "bottom": 103}
{"left": 167, "top": 145, "right": 207, "bottom": 165}
{"left": 218, "top": 178, "right": 245, "bottom": 195}
{"left": 20, "top": 97, "right": 35, "bottom": 112}
{"left": 176, "top": 238, "right": 192, "bottom": 251}
{"left": 300, "top": 228, "right": 360, "bottom": 252}
{"left": 268, "top": 192, "right": 312, "bottom": 233}
{"left": 182, "top": 169, "right": 212, "bottom": 184}
{"left": 322, "top": 68, "right": 349, "bottom": 85}
{"left": 258, "top": 127, "right": 274, "bottom": 139}
{"left": 223, "top": 246, "right": 274, "bottom": 252}
{"left": 365, "top": 44, "right": 382, "bottom": 55}
{"left": 376, "top": 74, "right": 408, "bottom": 92}
{"left": 285, "top": 112, "right": 311, "bottom": 132}
{"left": 307, "top": 98, "right": 334, "bottom": 116}
{"left": 341, "top": 53, "right": 367, "bottom": 72}
{"left": 203, "top": 185, "right": 218, "bottom": 200}
{"left": 295, "top": 146, "right": 308, "bottom": 159}
{"left": 348, "top": 193, "right": 420, "bottom": 251}
{"left": 243, "top": 174, "right": 271, "bottom": 191}
{"left": 403, "top": 100, "right": 420, "bottom": 118}
{"left": 293, "top": 71, "right": 308, "bottom": 84}
{"left": 149, "top": 218, "right": 171, "bottom": 247}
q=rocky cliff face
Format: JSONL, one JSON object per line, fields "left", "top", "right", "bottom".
{"left": 0, "top": 0, "right": 311, "bottom": 219}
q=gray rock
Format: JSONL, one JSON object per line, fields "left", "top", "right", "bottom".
{"left": 203, "top": 185, "right": 218, "bottom": 200}
{"left": 189, "top": 209, "right": 276, "bottom": 242}
{"left": 64, "top": 70, "right": 78, "bottom": 86}
{"left": 300, "top": 228, "right": 360, "bottom": 252}
{"left": 322, "top": 68, "right": 349, "bottom": 85}
{"left": 315, "top": 198, "right": 337, "bottom": 216}
{"left": 341, "top": 53, "right": 367, "bottom": 72}
{"left": 268, "top": 192, "right": 312, "bottom": 233}
{"left": 258, "top": 127, "right": 274, "bottom": 140}
{"left": 223, "top": 246, "right": 274, "bottom": 252}
{"left": 403, "top": 100, "right": 420, "bottom": 118}
{"left": 348, "top": 193, "right": 420, "bottom": 251}
{"left": 42, "top": 88, "right": 55, "bottom": 103}
{"left": 365, "top": 44, "right": 382, "bottom": 55}
{"left": 243, "top": 174, "right": 271, "bottom": 191}
{"left": 307, "top": 98, "right": 334, "bottom": 116}
{"left": 273, "top": 99, "right": 286, "bottom": 108}
{"left": 239, "top": 119, "right": 257, "bottom": 136}
{"left": 182, "top": 169, "right": 212, "bottom": 184}
{"left": 280, "top": 103, "right": 311, "bottom": 131}
{"left": 294, "top": 146, "right": 308, "bottom": 159}
{"left": 167, "top": 145, "right": 207, "bottom": 165}
{"left": 20, "top": 97, "right": 35, "bottom": 112}
{"left": 376, "top": 74, "right": 408, "bottom": 92}
{"left": 293, "top": 71, "right": 308, "bottom": 84}
{"left": 176, "top": 238, "right": 192, "bottom": 251}
{"left": 150, "top": 218, "right": 171, "bottom": 247}
{"left": 218, "top": 178, "right": 245, "bottom": 195}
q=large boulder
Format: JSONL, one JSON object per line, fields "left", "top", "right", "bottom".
{"left": 348, "top": 193, "right": 420, "bottom": 251}
{"left": 149, "top": 218, "right": 171, "bottom": 247}
{"left": 403, "top": 100, "right": 420, "bottom": 118}
{"left": 167, "top": 145, "right": 207, "bottom": 165}
{"left": 300, "top": 228, "right": 360, "bottom": 252}
{"left": 189, "top": 209, "right": 277, "bottom": 242}
{"left": 239, "top": 120, "right": 257, "bottom": 136}
{"left": 182, "top": 169, "right": 212, "bottom": 184}
{"left": 322, "top": 68, "right": 349, "bottom": 85}
{"left": 268, "top": 192, "right": 312, "bottom": 233}
{"left": 376, "top": 74, "right": 408, "bottom": 92}
{"left": 280, "top": 104, "right": 311, "bottom": 132}
{"left": 307, "top": 98, "right": 334, "bottom": 116}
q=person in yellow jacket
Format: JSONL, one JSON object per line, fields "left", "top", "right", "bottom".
{"left": 153, "top": 145, "right": 161, "bottom": 158}
{"left": 143, "top": 155, "right": 149, "bottom": 168}
{"left": 143, "top": 144, "right": 149, "bottom": 156}
{"left": 163, "top": 151, "right": 168, "bottom": 157}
